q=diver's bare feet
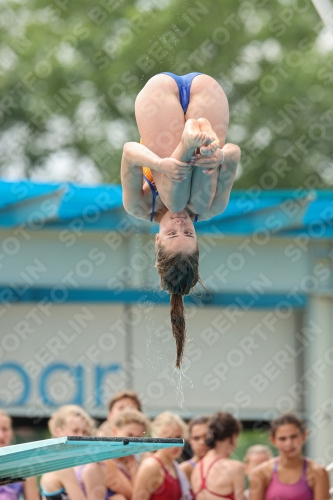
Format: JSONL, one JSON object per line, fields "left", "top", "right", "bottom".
{"left": 197, "top": 117, "right": 220, "bottom": 156}
{"left": 181, "top": 118, "right": 215, "bottom": 151}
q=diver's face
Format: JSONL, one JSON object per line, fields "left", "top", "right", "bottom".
{"left": 156, "top": 210, "right": 197, "bottom": 253}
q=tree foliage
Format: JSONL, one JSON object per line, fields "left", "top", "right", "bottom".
{"left": 0, "top": 0, "right": 332, "bottom": 187}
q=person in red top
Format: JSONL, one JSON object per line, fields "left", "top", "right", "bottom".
{"left": 132, "top": 411, "right": 191, "bottom": 500}
{"left": 191, "top": 412, "right": 245, "bottom": 500}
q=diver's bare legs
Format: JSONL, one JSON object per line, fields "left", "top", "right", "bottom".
{"left": 186, "top": 117, "right": 221, "bottom": 212}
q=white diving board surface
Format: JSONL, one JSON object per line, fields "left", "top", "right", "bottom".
{"left": 0, "top": 436, "right": 184, "bottom": 485}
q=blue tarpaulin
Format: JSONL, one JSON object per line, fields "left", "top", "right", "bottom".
{"left": 0, "top": 179, "right": 332, "bottom": 237}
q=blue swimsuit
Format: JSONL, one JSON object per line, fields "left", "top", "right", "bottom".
{"left": 41, "top": 487, "right": 69, "bottom": 500}
{"left": 143, "top": 71, "right": 202, "bottom": 222}
{"left": 161, "top": 72, "right": 202, "bottom": 113}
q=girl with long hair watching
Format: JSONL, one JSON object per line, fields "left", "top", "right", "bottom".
{"left": 121, "top": 72, "right": 241, "bottom": 367}
{"left": 0, "top": 410, "right": 39, "bottom": 500}
{"left": 191, "top": 412, "right": 245, "bottom": 500}
{"left": 180, "top": 416, "right": 210, "bottom": 481}
{"left": 132, "top": 411, "right": 192, "bottom": 500}
{"left": 249, "top": 413, "right": 329, "bottom": 500}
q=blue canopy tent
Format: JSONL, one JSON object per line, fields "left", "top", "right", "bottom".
{"left": 0, "top": 436, "right": 183, "bottom": 485}
{"left": 0, "top": 180, "right": 332, "bottom": 236}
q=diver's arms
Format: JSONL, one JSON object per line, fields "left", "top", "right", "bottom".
{"left": 122, "top": 142, "right": 190, "bottom": 181}
{"left": 121, "top": 142, "right": 155, "bottom": 220}
{"left": 121, "top": 142, "right": 190, "bottom": 219}
{"left": 195, "top": 143, "right": 240, "bottom": 220}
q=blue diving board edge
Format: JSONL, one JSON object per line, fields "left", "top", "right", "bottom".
{"left": 0, "top": 436, "right": 184, "bottom": 485}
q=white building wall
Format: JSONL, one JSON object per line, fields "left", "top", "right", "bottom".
{"left": 0, "top": 229, "right": 315, "bottom": 291}
{"left": 0, "top": 303, "right": 300, "bottom": 419}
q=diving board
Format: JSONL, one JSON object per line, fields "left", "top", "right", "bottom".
{"left": 0, "top": 436, "right": 184, "bottom": 485}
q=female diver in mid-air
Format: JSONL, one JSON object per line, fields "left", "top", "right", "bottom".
{"left": 121, "top": 72, "right": 241, "bottom": 368}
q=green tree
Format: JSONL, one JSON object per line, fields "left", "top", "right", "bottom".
{"left": 0, "top": 0, "right": 332, "bottom": 187}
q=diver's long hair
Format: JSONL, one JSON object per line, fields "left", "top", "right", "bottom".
{"left": 155, "top": 243, "right": 202, "bottom": 368}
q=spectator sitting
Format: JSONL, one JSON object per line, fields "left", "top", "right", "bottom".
{"left": 132, "top": 411, "right": 192, "bottom": 500}
{"left": 191, "top": 412, "right": 245, "bottom": 500}
{"left": 180, "top": 416, "right": 210, "bottom": 480}
{"left": 243, "top": 445, "right": 272, "bottom": 499}
{"left": 249, "top": 413, "right": 329, "bottom": 500}
{"left": 41, "top": 405, "right": 96, "bottom": 500}
{"left": 104, "top": 409, "right": 150, "bottom": 499}
{"left": 0, "top": 410, "right": 39, "bottom": 500}
{"left": 107, "top": 391, "right": 142, "bottom": 421}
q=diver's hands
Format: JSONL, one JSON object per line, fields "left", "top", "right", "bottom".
{"left": 189, "top": 148, "right": 225, "bottom": 175}
{"left": 156, "top": 157, "right": 192, "bottom": 182}
{"left": 191, "top": 144, "right": 241, "bottom": 175}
